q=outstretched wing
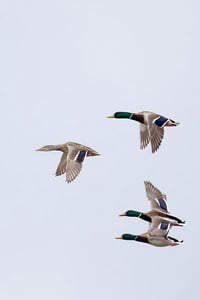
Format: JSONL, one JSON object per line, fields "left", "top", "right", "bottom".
{"left": 55, "top": 152, "right": 68, "bottom": 176}
{"left": 65, "top": 146, "right": 87, "bottom": 183}
{"left": 139, "top": 124, "right": 150, "bottom": 150}
{"left": 143, "top": 113, "right": 164, "bottom": 153}
{"left": 144, "top": 181, "right": 169, "bottom": 213}
{"left": 149, "top": 123, "right": 164, "bottom": 153}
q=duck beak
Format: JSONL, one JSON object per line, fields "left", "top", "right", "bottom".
{"left": 115, "top": 235, "right": 123, "bottom": 239}
{"left": 119, "top": 212, "right": 126, "bottom": 216}
{"left": 107, "top": 114, "right": 114, "bottom": 118}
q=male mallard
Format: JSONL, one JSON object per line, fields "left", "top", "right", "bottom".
{"left": 116, "top": 216, "right": 183, "bottom": 247}
{"left": 107, "top": 111, "right": 179, "bottom": 153}
{"left": 36, "top": 141, "right": 100, "bottom": 183}
{"left": 116, "top": 232, "right": 183, "bottom": 247}
{"left": 119, "top": 181, "right": 185, "bottom": 226}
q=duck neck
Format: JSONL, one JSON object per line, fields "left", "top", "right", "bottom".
{"left": 122, "top": 234, "right": 149, "bottom": 244}
{"left": 125, "top": 211, "right": 151, "bottom": 223}
{"left": 139, "top": 213, "right": 152, "bottom": 222}
{"left": 135, "top": 235, "right": 149, "bottom": 244}
{"left": 130, "top": 113, "right": 144, "bottom": 123}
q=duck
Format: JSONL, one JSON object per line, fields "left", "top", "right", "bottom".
{"left": 36, "top": 141, "right": 100, "bottom": 183}
{"left": 116, "top": 215, "right": 183, "bottom": 247}
{"left": 119, "top": 181, "right": 185, "bottom": 227}
{"left": 107, "top": 111, "right": 179, "bottom": 153}
{"left": 116, "top": 210, "right": 183, "bottom": 247}
{"left": 115, "top": 232, "right": 183, "bottom": 247}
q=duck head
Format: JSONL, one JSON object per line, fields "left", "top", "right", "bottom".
{"left": 119, "top": 210, "right": 141, "bottom": 217}
{"left": 107, "top": 112, "right": 132, "bottom": 119}
{"left": 116, "top": 234, "right": 137, "bottom": 240}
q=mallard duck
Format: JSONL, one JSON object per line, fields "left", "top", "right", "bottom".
{"left": 117, "top": 209, "right": 183, "bottom": 247}
{"left": 107, "top": 111, "right": 179, "bottom": 153}
{"left": 115, "top": 232, "right": 183, "bottom": 247}
{"left": 36, "top": 141, "right": 100, "bottom": 183}
{"left": 119, "top": 181, "right": 185, "bottom": 226}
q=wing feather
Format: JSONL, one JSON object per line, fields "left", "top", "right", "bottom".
{"left": 139, "top": 124, "right": 150, "bottom": 150}
{"left": 55, "top": 152, "right": 67, "bottom": 176}
{"left": 149, "top": 123, "right": 164, "bottom": 153}
{"left": 144, "top": 181, "right": 169, "bottom": 213}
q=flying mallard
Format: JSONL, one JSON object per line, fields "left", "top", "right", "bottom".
{"left": 116, "top": 216, "right": 183, "bottom": 247}
{"left": 36, "top": 141, "right": 100, "bottom": 183}
{"left": 116, "top": 230, "right": 183, "bottom": 247}
{"left": 107, "top": 111, "right": 179, "bottom": 153}
{"left": 119, "top": 181, "right": 185, "bottom": 227}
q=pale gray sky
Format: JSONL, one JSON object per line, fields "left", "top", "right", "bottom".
{"left": 0, "top": 1, "right": 199, "bottom": 299}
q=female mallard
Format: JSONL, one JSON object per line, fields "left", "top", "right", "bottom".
{"left": 119, "top": 181, "right": 185, "bottom": 226}
{"left": 107, "top": 111, "right": 179, "bottom": 153}
{"left": 36, "top": 141, "right": 100, "bottom": 183}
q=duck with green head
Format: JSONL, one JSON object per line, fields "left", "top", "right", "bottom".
{"left": 116, "top": 206, "right": 184, "bottom": 247}
{"left": 107, "top": 111, "right": 179, "bottom": 153}
{"left": 119, "top": 181, "right": 185, "bottom": 229}
{"left": 116, "top": 233, "right": 183, "bottom": 247}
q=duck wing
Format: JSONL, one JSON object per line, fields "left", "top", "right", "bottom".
{"left": 139, "top": 124, "right": 150, "bottom": 150}
{"left": 148, "top": 217, "right": 170, "bottom": 237}
{"left": 139, "top": 112, "right": 164, "bottom": 153}
{"left": 55, "top": 152, "right": 68, "bottom": 176}
{"left": 148, "top": 115, "right": 164, "bottom": 153}
{"left": 148, "top": 122, "right": 164, "bottom": 153}
{"left": 144, "top": 181, "right": 169, "bottom": 213}
{"left": 65, "top": 145, "right": 87, "bottom": 183}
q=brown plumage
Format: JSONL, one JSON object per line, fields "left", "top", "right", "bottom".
{"left": 36, "top": 141, "right": 100, "bottom": 183}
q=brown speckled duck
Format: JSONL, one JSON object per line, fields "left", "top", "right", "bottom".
{"left": 36, "top": 141, "right": 100, "bottom": 183}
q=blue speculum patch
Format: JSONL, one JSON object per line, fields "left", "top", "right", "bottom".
{"left": 160, "top": 222, "right": 169, "bottom": 230}
{"left": 154, "top": 116, "right": 168, "bottom": 126}
{"left": 76, "top": 150, "right": 86, "bottom": 163}
{"left": 158, "top": 199, "right": 167, "bottom": 211}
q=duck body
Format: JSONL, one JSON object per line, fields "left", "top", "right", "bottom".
{"left": 36, "top": 141, "right": 99, "bottom": 183}
{"left": 119, "top": 181, "right": 185, "bottom": 227}
{"left": 107, "top": 111, "right": 179, "bottom": 153}
{"left": 116, "top": 233, "right": 183, "bottom": 247}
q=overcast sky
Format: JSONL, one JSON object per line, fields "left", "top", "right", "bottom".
{"left": 0, "top": 1, "right": 199, "bottom": 299}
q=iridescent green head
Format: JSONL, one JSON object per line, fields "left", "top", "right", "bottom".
{"left": 107, "top": 112, "right": 132, "bottom": 119}
{"left": 116, "top": 234, "right": 137, "bottom": 240}
{"left": 119, "top": 210, "right": 141, "bottom": 217}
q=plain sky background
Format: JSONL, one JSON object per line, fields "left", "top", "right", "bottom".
{"left": 0, "top": 1, "right": 199, "bottom": 299}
